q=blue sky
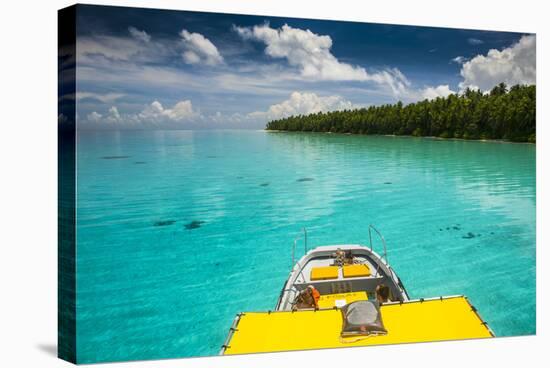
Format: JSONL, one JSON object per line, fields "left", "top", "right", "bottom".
{"left": 68, "top": 4, "right": 535, "bottom": 129}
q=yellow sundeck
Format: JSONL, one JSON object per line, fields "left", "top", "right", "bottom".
{"left": 221, "top": 226, "right": 494, "bottom": 355}
{"left": 222, "top": 296, "right": 493, "bottom": 355}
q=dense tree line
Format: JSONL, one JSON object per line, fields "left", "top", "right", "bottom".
{"left": 266, "top": 84, "right": 536, "bottom": 143}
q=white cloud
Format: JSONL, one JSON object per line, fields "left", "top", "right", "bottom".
{"left": 77, "top": 34, "right": 172, "bottom": 66}
{"left": 82, "top": 99, "right": 199, "bottom": 127}
{"left": 468, "top": 38, "right": 484, "bottom": 45}
{"left": 78, "top": 36, "right": 143, "bottom": 62}
{"left": 207, "top": 111, "right": 251, "bottom": 126}
{"left": 459, "top": 35, "right": 536, "bottom": 92}
{"left": 248, "top": 91, "right": 354, "bottom": 121}
{"left": 87, "top": 111, "right": 102, "bottom": 122}
{"left": 180, "top": 30, "right": 223, "bottom": 66}
{"left": 234, "top": 23, "right": 366, "bottom": 81}
{"left": 105, "top": 106, "right": 122, "bottom": 123}
{"left": 420, "top": 85, "right": 455, "bottom": 100}
{"left": 128, "top": 26, "right": 151, "bottom": 43}
{"left": 138, "top": 100, "right": 198, "bottom": 123}
{"left": 368, "top": 68, "right": 411, "bottom": 97}
{"left": 451, "top": 56, "right": 467, "bottom": 64}
{"left": 74, "top": 92, "right": 125, "bottom": 103}
{"left": 234, "top": 23, "right": 411, "bottom": 96}
{"left": 182, "top": 51, "right": 201, "bottom": 64}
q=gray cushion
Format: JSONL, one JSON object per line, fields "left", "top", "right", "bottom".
{"left": 341, "top": 300, "right": 387, "bottom": 336}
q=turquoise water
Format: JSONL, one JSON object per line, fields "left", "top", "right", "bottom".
{"left": 76, "top": 130, "right": 536, "bottom": 363}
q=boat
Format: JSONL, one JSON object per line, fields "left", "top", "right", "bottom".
{"left": 220, "top": 225, "right": 494, "bottom": 355}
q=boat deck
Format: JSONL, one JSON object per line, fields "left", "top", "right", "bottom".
{"left": 296, "top": 255, "right": 374, "bottom": 284}
{"left": 222, "top": 296, "right": 493, "bottom": 355}
{"left": 317, "top": 291, "right": 369, "bottom": 308}
{"left": 277, "top": 244, "right": 407, "bottom": 310}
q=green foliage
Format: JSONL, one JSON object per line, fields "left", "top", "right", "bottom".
{"left": 266, "top": 84, "right": 536, "bottom": 143}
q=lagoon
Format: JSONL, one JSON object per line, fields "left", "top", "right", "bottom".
{"left": 75, "top": 130, "right": 535, "bottom": 363}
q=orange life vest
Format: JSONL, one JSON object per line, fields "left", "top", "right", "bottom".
{"left": 311, "top": 287, "right": 320, "bottom": 305}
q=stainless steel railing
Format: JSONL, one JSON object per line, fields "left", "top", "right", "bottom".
{"left": 368, "top": 224, "right": 388, "bottom": 277}
{"left": 291, "top": 227, "right": 308, "bottom": 266}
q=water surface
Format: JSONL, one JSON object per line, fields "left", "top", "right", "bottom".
{"left": 76, "top": 130, "right": 535, "bottom": 363}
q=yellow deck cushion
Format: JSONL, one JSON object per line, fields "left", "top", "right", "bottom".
{"left": 342, "top": 264, "right": 371, "bottom": 278}
{"left": 310, "top": 266, "right": 339, "bottom": 280}
{"left": 223, "top": 296, "right": 493, "bottom": 355}
{"left": 317, "top": 291, "right": 368, "bottom": 309}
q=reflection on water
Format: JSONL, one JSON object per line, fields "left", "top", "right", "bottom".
{"left": 76, "top": 130, "right": 535, "bottom": 363}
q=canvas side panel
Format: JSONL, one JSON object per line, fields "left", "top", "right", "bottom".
{"left": 58, "top": 5, "right": 77, "bottom": 364}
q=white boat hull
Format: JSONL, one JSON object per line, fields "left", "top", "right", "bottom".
{"left": 276, "top": 244, "right": 409, "bottom": 311}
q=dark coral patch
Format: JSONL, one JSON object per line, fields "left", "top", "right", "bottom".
{"left": 153, "top": 220, "right": 176, "bottom": 227}
{"left": 185, "top": 220, "right": 205, "bottom": 230}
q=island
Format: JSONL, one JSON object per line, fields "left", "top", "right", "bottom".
{"left": 266, "top": 84, "right": 536, "bottom": 143}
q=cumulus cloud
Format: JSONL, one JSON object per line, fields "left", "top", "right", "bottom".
{"left": 105, "top": 106, "right": 122, "bottom": 124}
{"left": 128, "top": 26, "right": 151, "bottom": 43}
{"left": 180, "top": 29, "right": 223, "bottom": 66}
{"left": 459, "top": 35, "right": 536, "bottom": 92}
{"left": 420, "top": 85, "right": 455, "bottom": 100}
{"left": 248, "top": 91, "right": 354, "bottom": 121}
{"left": 87, "top": 111, "right": 103, "bottom": 122}
{"left": 234, "top": 24, "right": 367, "bottom": 81}
{"left": 138, "top": 100, "right": 198, "bottom": 123}
{"left": 234, "top": 23, "right": 411, "bottom": 96}
{"left": 83, "top": 99, "right": 199, "bottom": 127}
